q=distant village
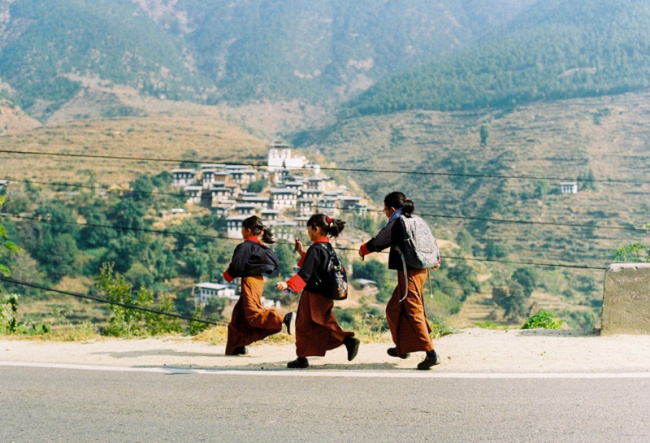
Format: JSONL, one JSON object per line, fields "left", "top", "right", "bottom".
{"left": 171, "top": 140, "right": 370, "bottom": 240}
{"left": 173, "top": 141, "right": 372, "bottom": 309}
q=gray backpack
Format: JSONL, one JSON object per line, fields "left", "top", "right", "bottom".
{"left": 395, "top": 215, "right": 441, "bottom": 301}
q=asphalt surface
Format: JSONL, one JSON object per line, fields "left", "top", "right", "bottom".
{"left": 2, "top": 366, "right": 649, "bottom": 442}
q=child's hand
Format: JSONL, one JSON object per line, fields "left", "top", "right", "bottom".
{"left": 276, "top": 282, "right": 289, "bottom": 291}
{"left": 294, "top": 240, "right": 304, "bottom": 254}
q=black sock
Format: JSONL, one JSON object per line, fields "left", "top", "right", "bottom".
{"left": 426, "top": 350, "right": 437, "bottom": 357}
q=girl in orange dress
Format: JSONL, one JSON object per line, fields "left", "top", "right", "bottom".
{"left": 359, "top": 192, "right": 440, "bottom": 370}
{"left": 223, "top": 216, "right": 295, "bottom": 356}
{"left": 276, "top": 214, "right": 359, "bottom": 368}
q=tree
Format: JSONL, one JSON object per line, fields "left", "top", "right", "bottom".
{"left": 447, "top": 263, "right": 480, "bottom": 298}
{"left": 274, "top": 243, "right": 297, "bottom": 278}
{"left": 0, "top": 196, "right": 20, "bottom": 278}
{"left": 480, "top": 125, "right": 489, "bottom": 146}
{"left": 247, "top": 178, "right": 268, "bottom": 193}
{"left": 511, "top": 267, "right": 537, "bottom": 297}
{"left": 495, "top": 281, "right": 529, "bottom": 321}
{"left": 352, "top": 259, "right": 388, "bottom": 288}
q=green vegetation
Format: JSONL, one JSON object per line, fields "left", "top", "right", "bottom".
{"left": 345, "top": 0, "right": 650, "bottom": 116}
{"left": 0, "top": 0, "right": 538, "bottom": 114}
{"left": 1, "top": 0, "right": 206, "bottom": 119}
{"left": 522, "top": 310, "right": 564, "bottom": 330}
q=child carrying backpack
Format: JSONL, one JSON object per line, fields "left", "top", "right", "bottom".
{"left": 277, "top": 214, "right": 360, "bottom": 369}
{"left": 359, "top": 192, "right": 441, "bottom": 370}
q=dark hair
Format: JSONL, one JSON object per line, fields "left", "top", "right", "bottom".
{"left": 307, "top": 214, "right": 345, "bottom": 238}
{"left": 384, "top": 191, "right": 414, "bottom": 218}
{"left": 242, "top": 215, "right": 275, "bottom": 244}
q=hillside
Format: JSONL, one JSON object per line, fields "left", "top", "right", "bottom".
{"left": 296, "top": 89, "right": 650, "bottom": 327}
{"left": 0, "top": 97, "right": 268, "bottom": 185}
{"left": 344, "top": 0, "right": 650, "bottom": 116}
{"left": 0, "top": 0, "right": 537, "bottom": 126}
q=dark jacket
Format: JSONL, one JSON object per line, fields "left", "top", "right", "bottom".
{"left": 223, "top": 239, "right": 279, "bottom": 281}
{"left": 363, "top": 217, "right": 414, "bottom": 271}
{"left": 286, "top": 239, "right": 333, "bottom": 294}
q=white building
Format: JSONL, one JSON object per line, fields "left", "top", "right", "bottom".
{"left": 194, "top": 282, "right": 237, "bottom": 306}
{"left": 241, "top": 196, "right": 271, "bottom": 209}
{"left": 172, "top": 169, "right": 197, "bottom": 186}
{"left": 267, "top": 141, "right": 308, "bottom": 172}
{"left": 268, "top": 219, "right": 299, "bottom": 241}
{"left": 560, "top": 182, "right": 578, "bottom": 194}
{"left": 184, "top": 186, "right": 203, "bottom": 204}
{"left": 232, "top": 204, "right": 256, "bottom": 216}
{"left": 297, "top": 198, "right": 315, "bottom": 216}
{"left": 262, "top": 209, "right": 279, "bottom": 221}
{"left": 210, "top": 186, "right": 232, "bottom": 204}
{"left": 270, "top": 188, "right": 298, "bottom": 210}
{"left": 225, "top": 216, "right": 248, "bottom": 238}
{"left": 316, "top": 198, "right": 338, "bottom": 216}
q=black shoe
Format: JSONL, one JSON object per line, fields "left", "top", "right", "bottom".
{"left": 417, "top": 350, "right": 441, "bottom": 370}
{"left": 287, "top": 357, "right": 309, "bottom": 369}
{"left": 229, "top": 346, "right": 248, "bottom": 356}
{"left": 283, "top": 312, "right": 296, "bottom": 335}
{"left": 387, "top": 347, "right": 410, "bottom": 359}
{"left": 344, "top": 337, "right": 360, "bottom": 362}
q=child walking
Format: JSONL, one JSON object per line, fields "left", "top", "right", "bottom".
{"left": 276, "top": 214, "right": 360, "bottom": 368}
{"left": 223, "top": 216, "right": 295, "bottom": 356}
{"left": 359, "top": 192, "right": 440, "bottom": 370}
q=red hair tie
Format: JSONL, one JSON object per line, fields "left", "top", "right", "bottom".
{"left": 325, "top": 216, "right": 332, "bottom": 224}
{"left": 404, "top": 198, "right": 410, "bottom": 202}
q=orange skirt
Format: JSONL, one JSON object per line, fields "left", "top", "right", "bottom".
{"left": 295, "top": 290, "right": 354, "bottom": 358}
{"left": 385, "top": 269, "right": 434, "bottom": 355}
{"left": 225, "top": 276, "right": 284, "bottom": 355}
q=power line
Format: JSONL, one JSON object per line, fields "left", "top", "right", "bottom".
{"left": 0, "top": 212, "right": 610, "bottom": 271}
{"left": 2, "top": 177, "right": 188, "bottom": 199}
{"left": 339, "top": 207, "right": 649, "bottom": 233}
{"left": 5, "top": 176, "right": 646, "bottom": 234}
{"left": 0, "top": 275, "right": 220, "bottom": 326}
{"left": 0, "top": 149, "right": 261, "bottom": 167}
{"left": 1, "top": 148, "right": 648, "bottom": 185}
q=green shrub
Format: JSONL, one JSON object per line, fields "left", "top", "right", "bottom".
{"left": 521, "top": 310, "right": 564, "bottom": 330}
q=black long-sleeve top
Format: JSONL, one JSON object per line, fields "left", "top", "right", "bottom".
{"left": 223, "top": 238, "right": 279, "bottom": 282}
{"left": 360, "top": 217, "right": 414, "bottom": 271}
{"left": 286, "top": 237, "right": 333, "bottom": 294}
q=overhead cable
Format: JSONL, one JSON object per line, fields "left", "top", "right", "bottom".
{"left": 0, "top": 275, "right": 220, "bottom": 326}
{"left": 1, "top": 148, "right": 647, "bottom": 185}
{"left": 0, "top": 213, "right": 609, "bottom": 271}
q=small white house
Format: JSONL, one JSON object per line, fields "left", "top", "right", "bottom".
{"left": 270, "top": 188, "right": 298, "bottom": 210}
{"left": 560, "top": 182, "right": 578, "bottom": 194}
{"left": 232, "top": 204, "right": 256, "bottom": 216}
{"left": 261, "top": 209, "right": 279, "bottom": 221}
{"left": 184, "top": 186, "right": 203, "bottom": 204}
{"left": 225, "top": 216, "right": 248, "bottom": 238}
{"left": 194, "top": 282, "right": 237, "bottom": 307}
{"left": 297, "top": 198, "right": 315, "bottom": 216}
{"left": 172, "top": 169, "right": 197, "bottom": 186}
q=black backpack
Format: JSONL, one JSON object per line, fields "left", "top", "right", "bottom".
{"left": 313, "top": 243, "right": 348, "bottom": 300}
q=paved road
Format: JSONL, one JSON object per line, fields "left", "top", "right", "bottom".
{"left": 2, "top": 365, "right": 649, "bottom": 442}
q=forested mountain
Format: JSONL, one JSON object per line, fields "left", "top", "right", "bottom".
{"left": 344, "top": 0, "right": 650, "bottom": 116}
{"left": 0, "top": 0, "right": 536, "bottom": 122}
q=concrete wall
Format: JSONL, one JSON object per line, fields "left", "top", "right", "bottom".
{"left": 602, "top": 263, "right": 650, "bottom": 335}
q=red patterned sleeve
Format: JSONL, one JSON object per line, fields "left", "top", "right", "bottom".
{"left": 286, "top": 274, "right": 307, "bottom": 293}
